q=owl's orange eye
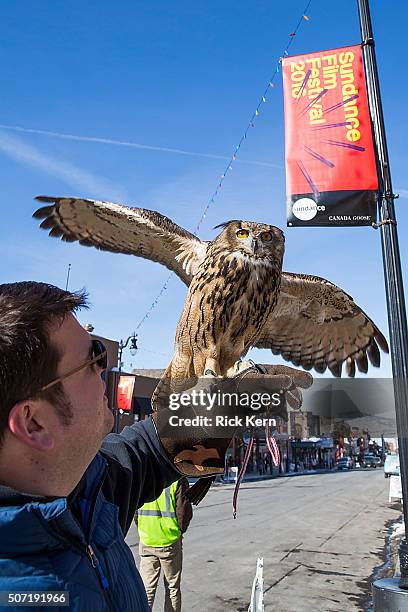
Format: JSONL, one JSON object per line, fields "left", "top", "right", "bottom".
{"left": 236, "top": 229, "right": 249, "bottom": 239}
{"left": 260, "top": 231, "right": 272, "bottom": 242}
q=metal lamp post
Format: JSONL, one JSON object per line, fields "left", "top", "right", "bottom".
{"left": 113, "top": 332, "right": 138, "bottom": 433}
{"left": 356, "top": 0, "right": 408, "bottom": 606}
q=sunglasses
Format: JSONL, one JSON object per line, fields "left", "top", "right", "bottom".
{"left": 38, "top": 339, "right": 108, "bottom": 393}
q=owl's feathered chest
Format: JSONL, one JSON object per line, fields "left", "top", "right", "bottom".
{"left": 177, "top": 250, "right": 281, "bottom": 347}
{"left": 192, "top": 251, "right": 277, "bottom": 292}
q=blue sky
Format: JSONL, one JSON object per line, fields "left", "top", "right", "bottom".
{"left": 0, "top": 0, "right": 406, "bottom": 375}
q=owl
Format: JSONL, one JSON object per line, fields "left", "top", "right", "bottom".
{"left": 172, "top": 219, "right": 285, "bottom": 381}
{"left": 33, "top": 196, "right": 389, "bottom": 381}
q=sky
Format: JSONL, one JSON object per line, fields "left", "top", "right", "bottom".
{"left": 0, "top": 0, "right": 406, "bottom": 376}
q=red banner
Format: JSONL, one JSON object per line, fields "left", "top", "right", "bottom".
{"left": 283, "top": 45, "right": 378, "bottom": 226}
{"left": 117, "top": 375, "right": 135, "bottom": 412}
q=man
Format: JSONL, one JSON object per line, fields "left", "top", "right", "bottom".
{"left": 0, "top": 281, "right": 184, "bottom": 611}
{"left": 137, "top": 477, "right": 192, "bottom": 611}
{"left": 0, "top": 281, "right": 310, "bottom": 611}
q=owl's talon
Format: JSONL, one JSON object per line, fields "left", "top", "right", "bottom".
{"left": 204, "top": 369, "right": 217, "bottom": 377}
{"left": 226, "top": 359, "right": 257, "bottom": 377}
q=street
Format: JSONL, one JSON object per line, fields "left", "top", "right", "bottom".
{"left": 126, "top": 470, "right": 400, "bottom": 611}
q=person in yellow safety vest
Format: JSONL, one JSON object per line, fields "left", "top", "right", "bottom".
{"left": 136, "top": 477, "right": 192, "bottom": 612}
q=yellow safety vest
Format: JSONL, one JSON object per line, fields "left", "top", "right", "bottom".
{"left": 137, "top": 481, "right": 181, "bottom": 547}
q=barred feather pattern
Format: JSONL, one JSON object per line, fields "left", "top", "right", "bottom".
{"left": 255, "top": 272, "right": 388, "bottom": 377}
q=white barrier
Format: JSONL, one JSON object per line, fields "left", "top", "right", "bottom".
{"left": 389, "top": 475, "right": 403, "bottom": 503}
{"left": 248, "top": 558, "right": 264, "bottom": 612}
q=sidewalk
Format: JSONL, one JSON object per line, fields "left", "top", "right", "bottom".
{"left": 188, "top": 465, "right": 379, "bottom": 488}
{"left": 240, "top": 466, "right": 335, "bottom": 482}
{"left": 188, "top": 465, "right": 337, "bottom": 488}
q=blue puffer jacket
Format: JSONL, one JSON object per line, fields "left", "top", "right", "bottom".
{"left": 0, "top": 418, "right": 181, "bottom": 611}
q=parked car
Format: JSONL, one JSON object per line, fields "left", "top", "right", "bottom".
{"left": 384, "top": 454, "right": 400, "bottom": 478}
{"left": 363, "top": 454, "right": 382, "bottom": 468}
{"left": 337, "top": 457, "right": 354, "bottom": 470}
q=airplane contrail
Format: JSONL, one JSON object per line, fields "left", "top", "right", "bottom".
{"left": 0, "top": 124, "right": 282, "bottom": 169}
{"left": 0, "top": 130, "right": 126, "bottom": 201}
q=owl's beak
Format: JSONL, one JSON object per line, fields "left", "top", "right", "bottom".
{"left": 251, "top": 238, "right": 259, "bottom": 253}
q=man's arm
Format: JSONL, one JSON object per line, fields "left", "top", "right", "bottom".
{"left": 175, "top": 477, "right": 193, "bottom": 533}
{"left": 100, "top": 417, "right": 181, "bottom": 535}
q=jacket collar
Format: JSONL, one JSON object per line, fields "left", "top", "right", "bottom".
{"left": 0, "top": 453, "right": 107, "bottom": 555}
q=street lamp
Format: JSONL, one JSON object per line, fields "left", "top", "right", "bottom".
{"left": 114, "top": 332, "right": 138, "bottom": 433}
{"left": 118, "top": 332, "right": 138, "bottom": 372}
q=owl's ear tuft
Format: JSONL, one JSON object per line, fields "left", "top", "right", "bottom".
{"left": 213, "top": 220, "right": 241, "bottom": 231}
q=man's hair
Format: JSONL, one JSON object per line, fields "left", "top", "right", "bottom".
{"left": 0, "top": 281, "right": 88, "bottom": 446}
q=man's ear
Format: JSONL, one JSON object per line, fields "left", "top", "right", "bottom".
{"left": 8, "top": 401, "right": 55, "bottom": 451}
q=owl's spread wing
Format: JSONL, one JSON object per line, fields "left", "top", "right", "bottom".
{"left": 255, "top": 271, "right": 389, "bottom": 377}
{"left": 33, "top": 196, "right": 208, "bottom": 285}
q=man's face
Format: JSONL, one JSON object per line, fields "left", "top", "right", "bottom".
{"left": 50, "top": 313, "right": 114, "bottom": 472}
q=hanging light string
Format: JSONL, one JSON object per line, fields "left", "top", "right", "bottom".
{"left": 135, "top": 2, "right": 312, "bottom": 332}
{"left": 135, "top": 270, "right": 173, "bottom": 331}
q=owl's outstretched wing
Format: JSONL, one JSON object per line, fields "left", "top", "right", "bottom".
{"left": 254, "top": 271, "right": 389, "bottom": 377}
{"left": 33, "top": 196, "right": 208, "bottom": 285}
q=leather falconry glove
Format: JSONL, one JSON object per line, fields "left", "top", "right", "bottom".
{"left": 152, "top": 363, "right": 313, "bottom": 499}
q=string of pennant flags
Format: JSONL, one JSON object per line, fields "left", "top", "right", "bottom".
{"left": 134, "top": 1, "right": 313, "bottom": 334}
